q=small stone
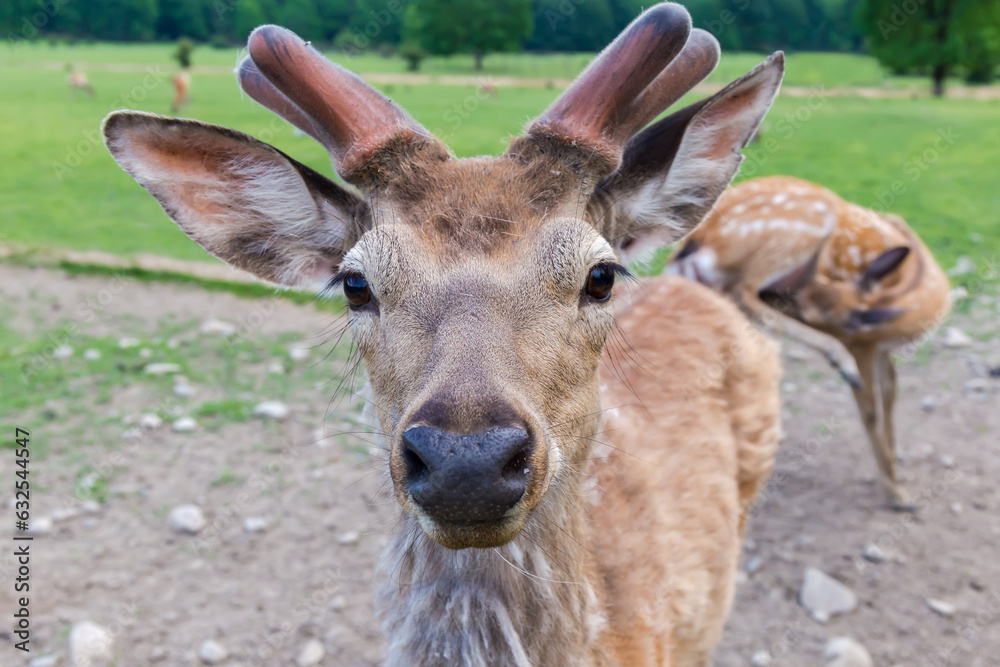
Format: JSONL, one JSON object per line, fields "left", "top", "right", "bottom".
{"left": 920, "top": 395, "right": 937, "bottom": 412}
{"left": 948, "top": 255, "right": 976, "bottom": 277}
{"left": 83, "top": 349, "right": 102, "bottom": 361}
{"left": 951, "top": 285, "right": 969, "bottom": 301}
{"left": 50, "top": 507, "right": 80, "bottom": 522}
{"left": 200, "top": 319, "right": 236, "bottom": 336}
{"left": 173, "top": 383, "right": 194, "bottom": 398}
{"left": 81, "top": 499, "right": 101, "bottom": 514}
{"left": 28, "top": 516, "right": 54, "bottom": 535}
{"left": 267, "top": 361, "right": 285, "bottom": 375}
{"left": 939, "top": 455, "right": 956, "bottom": 468}
{"left": 53, "top": 345, "right": 74, "bottom": 360}
{"left": 29, "top": 656, "right": 60, "bottom": 667}
{"left": 824, "top": 637, "right": 873, "bottom": 667}
{"left": 746, "top": 555, "right": 764, "bottom": 574}
{"left": 296, "top": 639, "right": 326, "bottom": 666}
{"left": 288, "top": 343, "right": 311, "bottom": 362}
{"left": 118, "top": 337, "right": 140, "bottom": 348}
{"left": 198, "top": 640, "right": 228, "bottom": 664}
{"left": 750, "top": 649, "right": 772, "bottom": 667}
{"left": 169, "top": 505, "right": 206, "bottom": 534}
{"left": 144, "top": 362, "right": 181, "bottom": 375}
{"left": 148, "top": 646, "right": 168, "bottom": 662}
{"left": 336, "top": 530, "right": 360, "bottom": 545}
{"left": 927, "top": 598, "right": 957, "bottom": 617}
{"left": 943, "top": 327, "right": 973, "bottom": 349}
{"left": 329, "top": 595, "right": 347, "bottom": 611}
{"left": 244, "top": 517, "right": 268, "bottom": 533}
{"left": 950, "top": 502, "right": 963, "bottom": 515}
{"left": 139, "top": 347, "right": 152, "bottom": 359}
{"left": 69, "top": 621, "right": 114, "bottom": 667}
{"left": 172, "top": 417, "right": 197, "bottom": 432}
{"left": 139, "top": 413, "right": 163, "bottom": 430}
{"left": 786, "top": 348, "right": 809, "bottom": 362}
{"left": 862, "top": 544, "right": 885, "bottom": 563}
{"left": 782, "top": 382, "right": 797, "bottom": 394}
{"left": 799, "top": 567, "right": 858, "bottom": 623}
{"left": 253, "top": 401, "right": 290, "bottom": 420}
{"left": 121, "top": 427, "right": 143, "bottom": 441}
{"left": 964, "top": 378, "right": 995, "bottom": 394}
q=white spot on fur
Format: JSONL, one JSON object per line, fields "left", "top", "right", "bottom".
{"left": 772, "top": 193, "right": 787, "bottom": 204}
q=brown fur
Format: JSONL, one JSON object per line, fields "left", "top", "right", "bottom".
{"left": 668, "top": 176, "right": 952, "bottom": 508}
{"left": 103, "top": 5, "right": 787, "bottom": 663}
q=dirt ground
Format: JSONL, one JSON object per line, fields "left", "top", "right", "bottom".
{"left": 1, "top": 263, "right": 998, "bottom": 666}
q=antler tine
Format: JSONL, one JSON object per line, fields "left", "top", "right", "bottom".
{"left": 516, "top": 3, "right": 691, "bottom": 172}
{"left": 237, "top": 56, "right": 324, "bottom": 144}
{"left": 622, "top": 29, "right": 721, "bottom": 138}
{"left": 247, "top": 25, "right": 447, "bottom": 184}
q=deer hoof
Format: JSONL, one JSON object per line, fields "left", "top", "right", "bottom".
{"left": 889, "top": 487, "right": 917, "bottom": 513}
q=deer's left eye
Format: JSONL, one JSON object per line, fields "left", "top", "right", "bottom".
{"left": 585, "top": 264, "right": 616, "bottom": 301}
{"left": 343, "top": 272, "right": 371, "bottom": 308}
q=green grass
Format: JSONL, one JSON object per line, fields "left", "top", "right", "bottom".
{"left": 3, "top": 41, "right": 907, "bottom": 87}
{"left": 0, "top": 44, "right": 997, "bottom": 273}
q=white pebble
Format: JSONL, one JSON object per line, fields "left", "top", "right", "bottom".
{"left": 139, "top": 347, "right": 152, "bottom": 359}
{"left": 824, "top": 636, "right": 873, "bottom": 667}
{"left": 200, "top": 319, "right": 236, "bottom": 336}
{"left": 173, "top": 384, "right": 194, "bottom": 398}
{"left": 139, "top": 413, "right": 163, "bottom": 430}
{"left": 750, "top": 649, "right": 772, "bottom": 667}
{"left": 267, "top": 361, "right": 285, "bottom": 375}
{"left": 118, "top": 337, "right": 140, "bottom": 348}
{"left": 927, "top": 598, "right": 957, "bottom": 617}
{"left": 943, "top": 327, "right": 973, "bottom": 349}
{"left": 244, "top": 517, "right": 268, "bottom": 533}
{"left": 69, "top": 621, "right": 114, "bottom": 667}
{"left": 198, "top": 639, "right": 228, "bottom": 664}
{"left": 54, "top": 345, "right": 74, "bottom": 360}
{"left": 172, "top": 417, "right": 197, "bottom": 433}
{"left": 168, "top": 505, "right": 206, "bottom": 534}
{"left": 83, "top": 348, "right": 102, "bottom": 361}
{"left": 144, "top": 362, "right": 181, "bottom": 375}
{"left": 288, "top": 343, "right": 311, "bottom": 362}
{"left": 296, "top": 639, "right": 326, "bottom": 666}
{"left": 336, "top": 530, "right": 360, "bottom": 545}
{"left": 29, "top": 656, "right": 60, "bottom": 667}
{"left": 799, "top": 567, "right": 857, "bottom": 623}
{"left": 253, "top": 401, "right": 290, "bottom": 420}
{"left": 28, "top": 516, "right": 54, "bottom": 535}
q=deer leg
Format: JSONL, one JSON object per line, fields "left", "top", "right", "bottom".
{"left": 734, "top": 289, "right": 862, "bottom": 389}
{"left": 875, "top": 347, "right": 912, "bottom": 511}
{"left": 848, "top": 344, "right": 911, "bottom": 510}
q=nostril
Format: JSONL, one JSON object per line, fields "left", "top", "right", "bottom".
{"left": 501, "top": 445, "right": 531, "bottom": 483}
{"left": 403, "top": 442, "right": 429, "bottom": 481}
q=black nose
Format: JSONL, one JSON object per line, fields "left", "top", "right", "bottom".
{"left": 402, "top": 426, "right": 532, "bottom": 522}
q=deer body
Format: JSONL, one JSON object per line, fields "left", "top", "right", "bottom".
{"left": 668, "top": 176, "right": 951, "bottom": 508}
{"left": 171, "top": 72, "right": 191, "bottom": 113}
{"left": 104, "top": 5, "right": 785, "bottom": 663}
{"left": 66, "top": 70, "right": 95, "bottom": 98}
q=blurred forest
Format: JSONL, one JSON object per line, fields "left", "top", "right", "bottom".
{"left": 3, "top": 0, "right": 864, "bottom": 52}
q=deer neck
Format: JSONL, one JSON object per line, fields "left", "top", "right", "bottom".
{"left": 378, "top": 466, "right": 606, "bottom": 666}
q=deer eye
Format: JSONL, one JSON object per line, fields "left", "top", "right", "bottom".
{"left": 585, "top": 264, "right": 616, "bottom": 301}
{"left": 343, "top": 272, "right": 371, "bottom": 308}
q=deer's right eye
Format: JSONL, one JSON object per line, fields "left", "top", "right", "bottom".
{"left": 343, "top": 272, "right": 371, "bottom": 308}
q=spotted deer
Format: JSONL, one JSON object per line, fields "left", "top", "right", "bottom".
{"left": 668, "top": 176, "right": 951, "bottom": 510}
{"left": 103, "top": 6, "right": 784, "bottom": 664}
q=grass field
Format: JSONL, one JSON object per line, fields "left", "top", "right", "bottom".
{"left": 1, "top": 44, "right": 997, "bottom": 271}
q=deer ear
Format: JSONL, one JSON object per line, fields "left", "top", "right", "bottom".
{"left": 847, "top": 307, "right": 908, "bottom": 331}
{"left": 859, "top": 246, "right": 910, "bottom": 291}
{"left": 596, "top": 52, "right": 784, "bottom": 261}
{"left": 758, "top": 245, "right": 822, "bottom": 307}
{"left": 102, "top": 111, "right": 367, "bottom": 288}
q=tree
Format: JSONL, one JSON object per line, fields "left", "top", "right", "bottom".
{"left": 278, "top": 0, "right": 323, "bottom": 40}
{"left": 859, "top": 0, "right": 1000, "bottom": 95}
{"left": 232, "top": 0, "right": 266, "bottom": 42}
{"left": 405, "top": 0, "right": 532, "bottom": 70}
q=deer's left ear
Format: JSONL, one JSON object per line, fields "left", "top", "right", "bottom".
{"left": 595, "top": 52, "right": 784, "bottom": 261}
{"left": 859, "top": 245, "right": 910, "bottom": 291}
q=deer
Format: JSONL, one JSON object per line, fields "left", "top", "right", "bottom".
{"left": 102, "top": 5, "right": 786, "bottom": 664}
{"left": 171, "top": 71, "right": 191, "bottom": 113}
{"left": 667, "top": 176, "right": 952, "bottom": 511}
{"left": 66, "top": 65, "right": 95, "bottom": 98}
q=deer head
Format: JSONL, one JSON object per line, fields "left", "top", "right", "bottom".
{"left": 759, "top": 235, "right": 913, "bottom": 336}
{"left": 103, "top": 4, "right": 783, "bottom": 550}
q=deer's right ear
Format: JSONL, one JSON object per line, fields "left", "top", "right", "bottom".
{"left": 595, "top": 52, "right": 784, "bottom": 261}
{"left": 102, "top": 111, "right": 367, "bottom": 288}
